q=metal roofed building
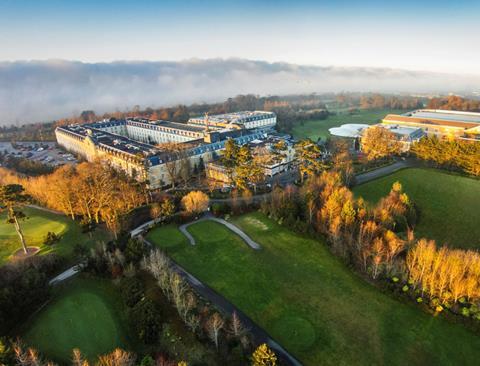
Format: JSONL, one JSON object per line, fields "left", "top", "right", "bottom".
{"left": 329, "top": 123, "right": 425, "bottom": 151}
{"left": 188, "top": 111, "right": 276, "bottom": 130}
{"left": 382, "top": 109, "right": 480, "bottom": 139}
{"left": 55, "top": 114, "right": 280, "bottom": 189}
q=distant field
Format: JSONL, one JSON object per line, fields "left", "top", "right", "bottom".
{"left": 147, "top": 213, "right": 480, "bottom": 366}
{"left": 22, "top": 277, "right": 131, "bottom": 363}
{"left": 354, "top": 168, "right": 480, "bottom": 249}
{"left": 0, "top": 207, "right": 110, "bottom": 265}
{"left": 292, "top": 109, "right": 405, "bottom": 141}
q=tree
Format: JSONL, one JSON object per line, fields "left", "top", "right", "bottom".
{"left": 72, "top": 348, "right": 90, "bottom": 366}
{"left": 160, "top": 198, "right": 175, "bottom": 218}
{"left": 150, "top": 202, "right": 162, "bottom": 224}
{"left": 295, "top": 140, "right": 327, "bottom": 182}
{"left": 157, "top": 142, "right": 188, "bottom": 188}
{"left": 361, "top": 126, "right": 401, "bottom": 161}
{"left": 0, "top": 184, "right": 30, "bottom": 254}
{"left": 229, "top": 311, "right": 248, "bottom": 339}
{"left": 206, "top": 312, "right": 224, "bottom": 350}
{"left": 221, "top": 138, "right": 239, "bottom": 183}
{"left": 181, "top": 191, "right": 209, "bottom": 215}
{"left": 251, "top": 343, "right": 277, "bottom": 366}
{"left": 96, "top": 348, "right": 136, "bottom": 366}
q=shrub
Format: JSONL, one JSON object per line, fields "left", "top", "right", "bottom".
{"left": 129, "top": 298, "right": 162, "bottom": 344}
{"left": 43, "top": 231, "right": 60, "bottom": 246}
{"left": 121, "top": 276, "right": 145, "bottom": 308}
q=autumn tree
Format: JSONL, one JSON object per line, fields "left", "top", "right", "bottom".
{"left": 157, "top": 142, "right": 189, "bottom": 188}
{"left": 361, "top": 126, "right": 401, "bottom": 161}
{"left": 295, "top": 139, "right": 327, "bottom": 182}
{"left": 151, "top": 198, "right": 175, "bottom": 223}
{"left": 96, "top": 348, "right": 136, "bottom": 366}
{"left": 0, "top": 184, "right": 30, "bottom": 254}
{"left": 181, "top": 191, "right": 209, "bottom": 215}
{"left": 206, "top": 312, "right": 225, "bottom": 350}
{"left": 221, "top": 138, "right": 240, "bottom": 183}
{"left": 251, "top": 343, "right": 277, "bottom": 366}
{"left": 234, "top": 145, "right": 265, "bottom": 192}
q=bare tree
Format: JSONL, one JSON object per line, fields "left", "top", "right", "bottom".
{"left": 206, "top": 312, "right": 225, "bottom": 350}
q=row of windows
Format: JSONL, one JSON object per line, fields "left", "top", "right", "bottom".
{"left": 126, "top": 122, "right": 201, "bottom": 138}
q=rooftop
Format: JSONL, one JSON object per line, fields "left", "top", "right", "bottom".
{"left": 189, "top": 111, "right": 275, "bottom": 124}
{"left": 384, "top": 109, "right": 480, "bottom": 129}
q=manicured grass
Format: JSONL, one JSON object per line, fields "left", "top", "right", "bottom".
{"left": 0, "top": 207, "right": 110, "bottom": 265}
{"left": 354, "top": 168, "right": 480, "bottom": 249}
{"left": 22, "top": 277, "right": 132, "bottom": 363}
{"left": 292, "top": 109, "right": 405, "bottom": 141}
{"left": 147, "top": 213, "right": 480, "bottom": 366}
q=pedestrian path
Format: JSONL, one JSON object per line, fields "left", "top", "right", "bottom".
{"left": 179, "top": 214, "right": 261, "bottom": 249}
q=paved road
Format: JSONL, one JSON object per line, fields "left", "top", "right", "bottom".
{"left": 143, "top": 239, "right": 302, "bottom": 366}
{"left": 49, "top": 264, "right": 83, "bottom": 285}
{"left": 354, "top": 158, "right": 418, "bottom": 185}
{"left": 179, "top": 214, "right": 261, "bottom": 249}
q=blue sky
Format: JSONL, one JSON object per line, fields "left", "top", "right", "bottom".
{"left": 1, "top": 0, "right": 479, "bottom": 74}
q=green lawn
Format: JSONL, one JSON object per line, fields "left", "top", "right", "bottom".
{"left": 0, "top": 207, "right": 110, "bottom": 265}
{"left": 354, "top": 168, "right": 480, "bottom": 249}
{"left": 22, "top": 277, "right": 132, "bottom": 363}
{"left": 292, "top": 109, "right": 404, "bottom": 141}
{"left": 147, "top": 213, "right": 480, "bottom": 366}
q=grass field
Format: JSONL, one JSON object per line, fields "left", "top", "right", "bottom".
{"left": 22, "top": 277, "right": 132, "bottom": 363}
{"left": 0, "top": 207, "right": 110, "bottom": 265}
{"left": 354, "top": 168, "right": 480, "bottom": 249}
{"left": 147, "top": 213, "right": 480, "bottom": 365}
{"left": 292, "top": 109, "right": 405, "bottom": 141}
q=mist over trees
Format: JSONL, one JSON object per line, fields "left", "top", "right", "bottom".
{"left": 1, "top": 59, "right": 479, "bottom": 125}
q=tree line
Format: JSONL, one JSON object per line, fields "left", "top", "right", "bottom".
{"left": 427, "top": 96, "right": 480, "bottom": 112}
{"left": 260, "top": 153, "right": 480, "bottom": 318}
{"left": 334, "top": 93, "right": 424, "bottom": 110}
{"left": 411, "top": 136, "right": 480, "bottom": 176}
{"left": 0, "top": 161, "right": 147, "bottom": 237}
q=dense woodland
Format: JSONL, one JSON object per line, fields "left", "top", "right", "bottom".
{"left": 427, "top": 96, "right": 480, "bottom": 112}
{"left": 411, "top": 137, "right": 480, "bottom": 176}
{"left": 0, "top": 162, "right": 147, "bottom": 237}
{"left": 335, "top": 92, "right": 424, "bottom": 110}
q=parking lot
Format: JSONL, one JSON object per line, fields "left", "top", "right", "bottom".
{"left": 0, "top": 141, "right": 78, "bottom": 167}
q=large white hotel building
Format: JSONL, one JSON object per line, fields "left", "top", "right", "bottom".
{"left": 55, "top": 111, "right": 277, "bottom": 189}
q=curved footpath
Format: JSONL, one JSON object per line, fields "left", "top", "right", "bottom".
{"left": 179, "top": 214, "right": 261, "bottom": 249}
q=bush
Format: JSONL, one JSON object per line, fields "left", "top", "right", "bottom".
{"left": 43, "top": 231, "right": 60, "bottom": 246}
{"left": 129, "top": 298, "right": 162, "bottom": 344}
{"left": 121, "top": 276, "right": 145, "bottom": 308}
{"left": 211, "top": 202, "right": 230, "bottom": 216}
{"left": 124, "top": 239, "right": 147, "bottom": 264}
{"left": 73, "top": 243, "right": 89, "bottom": 259}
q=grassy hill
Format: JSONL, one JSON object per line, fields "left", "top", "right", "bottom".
{"left": 0, "top": 207, "right": 110, "bottom": 266}
{"left": 147, "top": 213, "right": 480, "bottom": 365}
{"left": 22, "top": 277, "right": 132, "bottom": 363}
{"left": 292, "top": 109, "right": 404, "bottom": 141}
{"left": 354, "top": 168, "right": 480, "bottom": 249}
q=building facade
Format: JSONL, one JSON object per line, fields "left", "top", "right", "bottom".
{"left": 55, "top": 111, "right": 278, "bottom": 189}
{"left": 382, "top": 109, "right": 480, "bottom": 140}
